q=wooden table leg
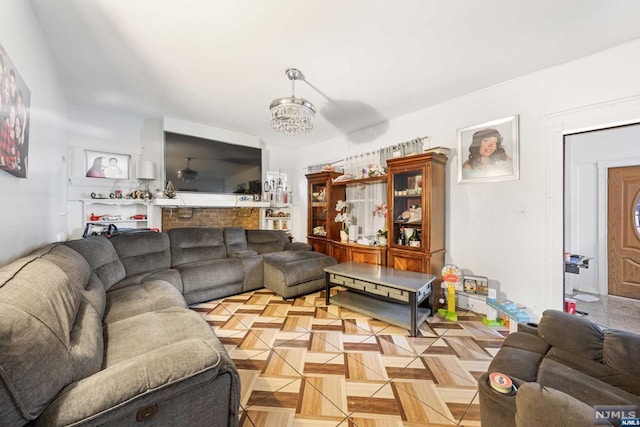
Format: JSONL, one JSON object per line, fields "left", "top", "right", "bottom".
{"left": 410, "top": 292, "right": 417, "bottom": 337}
{"left": 325, "top": 272, "right": 331, "bottom": 305}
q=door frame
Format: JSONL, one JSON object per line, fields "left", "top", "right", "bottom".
{"left": 598, "top": 158, "right": 640, "bottom": 296}
{"left": 545, "top": 94, "right": 640, "bottom": 311}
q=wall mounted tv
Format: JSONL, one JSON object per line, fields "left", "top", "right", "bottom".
{"left": 164, "top": 131, "right": 262, "bottom": 194}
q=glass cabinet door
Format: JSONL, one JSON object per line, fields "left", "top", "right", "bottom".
{"left": 391, "top": 169, "right": 424, "bottom": 248}
{"left": 309, "top": 182, "right": 328, "bottom": 237}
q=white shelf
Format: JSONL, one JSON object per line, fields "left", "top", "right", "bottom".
{"left": 81, "top": 198, "right": 150, "bottom": 205}
{"left": 80, "top": 199, "right": 152, "bottom": 234}
{"left": 87, "top": 219, "right": 147, "bottom": 223}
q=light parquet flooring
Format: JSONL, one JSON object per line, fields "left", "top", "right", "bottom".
{"left": 191, "top": 287, "right": 508, "bottom": 427}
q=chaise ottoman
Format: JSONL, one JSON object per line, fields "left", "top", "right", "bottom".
{"left": 263, "top": 251, "right": 338, "bottom": 298}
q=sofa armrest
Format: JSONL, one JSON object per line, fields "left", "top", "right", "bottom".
{"left": 284, "top": 242, "right": 312, "bottom": 251}
{"left": 230, "top": 250, "right": 259, "bottom": 258}
{"left": 515, "top": 382, "right": 595, "bottom": 427}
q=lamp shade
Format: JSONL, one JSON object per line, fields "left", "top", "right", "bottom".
{"left": 138, "top": 160, "right": 156, "bottom": 180}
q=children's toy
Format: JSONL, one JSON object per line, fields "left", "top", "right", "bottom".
{"left": 438, "top": 264, "right": 461, "bottom": 322}
{"left": 484, "top": 289, "right": 531, "bottom": 332}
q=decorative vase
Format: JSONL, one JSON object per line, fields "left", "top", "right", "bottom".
{"left": 378, "top": 236, "right": 387, "bottom": 245}
{"left": 340, "top": 230, "right": 348, "bottom": 242}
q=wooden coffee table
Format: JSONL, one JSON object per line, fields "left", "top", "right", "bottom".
{"left": 324, "top": 261, "right": 435, "bottom": 336}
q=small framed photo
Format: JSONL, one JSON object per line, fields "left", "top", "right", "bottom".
{"left": 463, "top": 275, "right": 489, "bottom": 295}
{"left": 85, "top": 150, "right": 130, "bottom": 179}
{"left": 457, "top": 115, "right": 519, "bottom": 184}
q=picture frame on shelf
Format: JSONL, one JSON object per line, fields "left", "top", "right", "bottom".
{"left": 457, "top": 115, "right": 519, "bottom": 184}
{"left": 85, "top": 150, "right": 130, "bottom": 180}
{"left": 463, "top": 275, "right": 489, "bottom": 295}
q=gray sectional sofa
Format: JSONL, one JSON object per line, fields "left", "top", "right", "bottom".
{"left": 0, "top": 227, "right": 337, "bottom": 426}
{"left": 478, "top": 309, "right": 640, "bottom": 427}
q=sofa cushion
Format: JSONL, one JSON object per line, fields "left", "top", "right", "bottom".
{"left": 0, "top": 256, "right": 103, "bottom": 424}
{"left": 104, "top": 280, "right": 188, "bottom": 324}
{"left": 546, "top": 346, "right": 640, "bottom": 395}
{"left": 109, "top": 231, "right": 172, "bottom": 277}
{"left": 603, "top": 328, "right": 640, "bottom": 379}
{"left": 31, "top": 243, "right": 107, "bottom": 318}
{"left": 225, "top": 226, "right": 249, "bottom": 254}
{"left": 112, "top": 268, "right": 184, "bottom": 293}
{"left": 537, "top": 358, "right": 640, "bottom": 408}
{"left": 176, "top": 258, "right": 244, "bottom": 296}
{"left": 169, "top": 227, "right": 228, "bottom": 266}
{"left": 30, "top": 244, "right": 91, "bottom": 290}
{"left": 66, "top": 236, "right": 126, "bottom": 290}
{"left": 103, "top": 307, "right": 217, "bottom": 366}
{"left": 538, "top": 309, "right": 604, "bottom": 362}
{"left": 515, "top": 382, "right": 595, "bottom": 427}
{"left": 246, "top": 229, "right": 289, "bottom": 254}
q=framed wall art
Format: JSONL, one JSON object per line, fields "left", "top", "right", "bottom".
{"left": 0, "top": 43, "right": 31, "bottom": 179}
{"left": 457, "top": 115, "right": 519, "bottom": 184}
{"left": 85, "top": 150, "right": 130, "bottom": 179}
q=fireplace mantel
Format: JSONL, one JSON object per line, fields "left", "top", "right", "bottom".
{"left": 154, "top": 192, "right": 269, "bottom": 208}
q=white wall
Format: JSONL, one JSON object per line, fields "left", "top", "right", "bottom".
{"left": 0, "top": 1, "right": 70, "bottom": 264}
{"left": 13, "top": 0, "right": 639, "bottom": 317}
{"left": 292, "top": 39, "right": 640, "bottom": 318}
{"left": 565, "top": 124, "right": 640, "bottom": 294}
{"left": 65, "top": 105, "right": 156, "bottom": 238}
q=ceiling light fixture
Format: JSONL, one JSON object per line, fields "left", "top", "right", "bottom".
{"left": 177, "top": 157, "right": 198, "bottom": 182}
{"left": 269, "top": 68, "right": 315, "bottom": 136}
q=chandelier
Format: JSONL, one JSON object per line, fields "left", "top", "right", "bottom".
{"left": 269, "top": 68, "right": 316, "bottom": 135}
{"left": 177, "top": 157, "right": 198, "bottom": 182}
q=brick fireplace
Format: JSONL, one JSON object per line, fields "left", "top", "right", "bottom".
{"left": 161, "top": 207, "right": 260, "bottom": 232}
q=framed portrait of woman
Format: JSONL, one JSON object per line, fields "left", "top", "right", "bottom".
{"left": 84, "top": 150, "right": 130, "bottom": 179}
{"left": 457, "top": 115, "right": 519, "bottom": 183}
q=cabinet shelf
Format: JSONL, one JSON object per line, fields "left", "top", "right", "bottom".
{"left": 393, "top": 194, "right": 422, "bottom": 198}
{"left": 331, "top": 176, "right": 387, "bottom": 187}
{"left": 260, "top": 206, "right": 293, "bottom": 234}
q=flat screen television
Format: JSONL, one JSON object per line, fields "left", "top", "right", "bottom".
{"left": 164, "top": 131, "right": 262, "bottom": 194}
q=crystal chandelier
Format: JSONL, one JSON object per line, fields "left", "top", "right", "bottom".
{"left": 177, "top": 157, "right": 198, "bottom": 182}
{"left": 269, "top": 68, "right": 316, "bottom": 135}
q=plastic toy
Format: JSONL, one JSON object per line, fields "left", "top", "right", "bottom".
{"left": 437, "top": 264, "right": 461, "bottom": 322}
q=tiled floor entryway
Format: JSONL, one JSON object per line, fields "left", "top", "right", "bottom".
{"left": 191, "top": 288, "right": 508, "bottom": 426}
{"left": 568, "top": 291, "right": 640, "bottom": 334}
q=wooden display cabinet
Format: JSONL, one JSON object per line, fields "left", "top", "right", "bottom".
{"left": 330, "top": 241, "right": 387, "bottom": 266}
{"left": 306, "top": 171, "right": 344, "bottom": 256}
{"left": 386, "top": 152, "right": 447, "bottom": 275}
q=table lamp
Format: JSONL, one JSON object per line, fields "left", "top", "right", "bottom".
{"left": 138, "top": 160, "right": 156, "bottom": 199}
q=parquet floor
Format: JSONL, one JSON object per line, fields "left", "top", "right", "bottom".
{"left": 190, "top": 287, "right": 508, "bottom": 427}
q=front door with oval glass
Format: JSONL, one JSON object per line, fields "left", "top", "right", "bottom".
{"left": 608, "top": 165, "right": 640, "bottom": 299}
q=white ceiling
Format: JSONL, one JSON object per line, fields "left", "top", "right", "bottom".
{"left": 29, "top": 0, "right": 640, "bottom": 148}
